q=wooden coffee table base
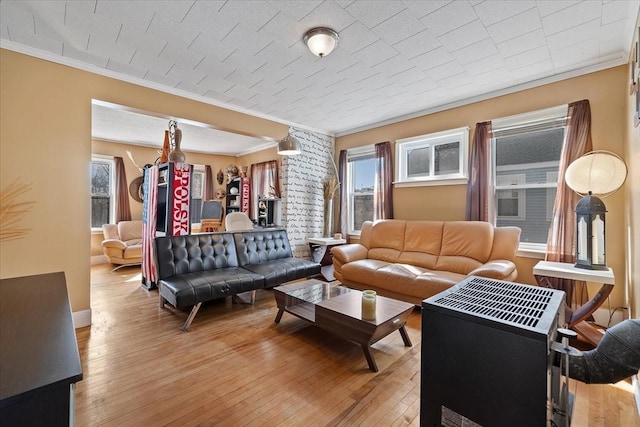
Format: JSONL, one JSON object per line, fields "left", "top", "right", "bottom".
{"left": 273, "top": 281, "right": 414, "bottom": 372}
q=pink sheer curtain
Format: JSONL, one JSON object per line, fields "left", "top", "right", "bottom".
{"left": 114, "top": 156, "right": 131, "bottom": 222}
{"left": 204, "top": 165, "right": 214, "bottom": 200}
{"left": 338, "top": 150, "right": 348, "bottom": 236}
{"left": 546, "top": 100, "right": 593, "bottom": 306}
{"left": 374, "top": 141, "right": 393, "bottom": 220}
{"left": 465, "top": 122, "right": 492, "bottom": 221}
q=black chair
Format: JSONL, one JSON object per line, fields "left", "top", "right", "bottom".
{"left": 200, "top": 200, "right": 223, "bottom": 232}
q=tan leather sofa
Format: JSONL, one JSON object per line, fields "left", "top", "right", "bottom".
{"left": 102, "top": 221, "right": 143, "bottom": 271}
{"left": 331, "top": 220, "right": 521, "bottom": 305}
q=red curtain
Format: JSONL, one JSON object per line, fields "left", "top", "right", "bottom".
{"left": 204, "top": 165, "right": 214, "bottom": 200}
{"left": 374, "top": 141, "right": 393, "bottom": 220}
{"left": 114, "top": 156, "right": 131, "bottom": 222}
{"left": 546, "top": 100, "right": 593, "bottom": 306}
{"left": 465, "top": 121, "right": 492, "bottom": 222}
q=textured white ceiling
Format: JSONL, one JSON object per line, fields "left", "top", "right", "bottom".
{"left": 2, "top": 0, "right": 638, "bottom": 154}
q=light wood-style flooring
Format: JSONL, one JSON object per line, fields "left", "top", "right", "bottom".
{"left": 76, "top": 264, "right": 639, "bottom": 426}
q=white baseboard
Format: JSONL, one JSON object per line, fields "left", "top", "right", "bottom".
{"left": 591, "top": 307, "right": 628, "bottom": 328}
{"left": 634, "top": 374, "right": 640, "bottom": 417}
{"left": 72, "top": 308, "right": 91, "bottom": 328}
{"left": 91, "top": 255, "right": 107, "bottom": 265}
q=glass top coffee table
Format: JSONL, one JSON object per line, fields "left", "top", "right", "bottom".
{"left": 273, "top": 279, "right": 414, "bottom": 372}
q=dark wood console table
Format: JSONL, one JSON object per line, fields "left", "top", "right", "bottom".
{"left": 0, "top": 272, "right": 83, "bottom": 426}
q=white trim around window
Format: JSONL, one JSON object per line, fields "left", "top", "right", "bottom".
{"left": 90, "top": 154, "right": 115, "bottom": 232}
{"left": 394, "top": 127, "right": 469, "bottom": 186}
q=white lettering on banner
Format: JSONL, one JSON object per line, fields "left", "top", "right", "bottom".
{"left": 241, "top": 178, "right": 250, "bottom": 213}
{"left": 171, "top": 164, "right": 191, "bottom": 235}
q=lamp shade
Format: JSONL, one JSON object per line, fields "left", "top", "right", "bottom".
{"left": 565, "top": 151, "right": 627, "bottom": 196}
{"left": 277, "top": 134, "right": 302, "bottom": 156}
{"left": 303, "top": 27, "right": 338, "bottom": 57}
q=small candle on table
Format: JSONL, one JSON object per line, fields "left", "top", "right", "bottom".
{"left": 362, "top": 290, "right": 376, "bottom": 320}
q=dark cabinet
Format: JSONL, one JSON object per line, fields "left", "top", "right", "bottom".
{"left": 155, "top": 162, "right": 193, "bottom": 235}
{"left": 226, "top": 177, "right": 250, "bottom": 215}
{"left": 257, "top": 198, "right": 278, "bottom": 227}
{"left": 0, "top": 272, "right": 83, "bottom": 426}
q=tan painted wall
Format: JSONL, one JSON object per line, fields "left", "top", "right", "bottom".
{"left": 626, "top": 27, "right": 640, "bottom": 319}
{"left": 0, "top": 49, "right": 287, "bottom": 315}
{"left": 336, "top": 66, "right": 630, "bottom": 310}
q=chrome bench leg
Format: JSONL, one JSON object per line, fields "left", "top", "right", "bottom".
{"left": 182, "top": 302, "right": 202, "bottom": 332}
{"left": 232, "top": 290, "right": 257, "bottom": 305}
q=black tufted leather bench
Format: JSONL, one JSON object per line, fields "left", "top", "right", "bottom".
{"left": 154, "top": 229, "right": 320, "bottom": 331}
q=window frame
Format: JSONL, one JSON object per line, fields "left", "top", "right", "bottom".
{"left": 495, "top": 173, "right": 526, "bottom": 221}
{"left": 90, "top": 154, "right": 115, "bottom": 231}
{"left": 489, "top": 105, "right": 568, "bottom": 253}
{"left": 394, "top": 127, "right": 469, "bottom": 187}
{"left": 347, "top": 145, "right": 375, "bottom": 235}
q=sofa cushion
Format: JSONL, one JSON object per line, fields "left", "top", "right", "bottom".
{"left": 404, "top": 221, "right": 444, "bottom": 255}
{"left": 118, "top": 220, "right": 143, "bottom": 241}
{"left": 434, "top": 221, "right": 494, "bottom": 274}
{"left": 341, "top": 259, "right": 465, "bottom": 300}
{"left": 155, "top": 233, "right": 240, "bottom": 280}
{"left": 122, "top": 245, "right": 142, "bottom": 260}
{"left": 368, "top": 220, "right": 406, "bottom": 251}
{"left": 234, "top": 229, "right": 293, "bottom": 265}
{"left": 159, "top": 268, "right": 263, "bottom": 308}
{"left": 242, "top": 258, "right": 321, "bottom": 288}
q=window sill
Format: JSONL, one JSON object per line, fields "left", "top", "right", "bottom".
{"left": 517, "top": 243, "right": 547, "bottom": 259}
{"left": 393, "top": 178, "right": 468, "bottom": 188}
{"left": 347, "top": 232, "right": 361, "bottom": 242}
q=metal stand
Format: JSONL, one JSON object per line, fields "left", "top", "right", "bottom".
{"left": 551, "top": 328, "right": 581, "bottom": 426}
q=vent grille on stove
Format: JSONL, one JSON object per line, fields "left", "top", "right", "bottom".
{"left": 431, "top": 276, "right": 556, "bottom": 328}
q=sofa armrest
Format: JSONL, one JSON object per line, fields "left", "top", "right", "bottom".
{"left": 331, "top": 244, "right": 368, "bottom": 264}
{"left": 101, "top": 239, "right": 127, "bottom": 251}
{"left": 469, "top": 260, "right": 517, "bottom": 280}
{"left": 331, "top": 244, "right": 368, "bottom": 283}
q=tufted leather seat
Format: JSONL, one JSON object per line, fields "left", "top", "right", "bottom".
{"left": 154, "top": 229, "right": 321, "bottom": 330}
{"left": 234, "top": 230, "right": 320, "bottom": 287}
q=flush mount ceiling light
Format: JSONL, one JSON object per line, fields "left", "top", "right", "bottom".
{"left": 277, "top": 134, "right": 302, "bottom": 156}
{"left": 303, "top": 27, "right": 339, "bottom": 58}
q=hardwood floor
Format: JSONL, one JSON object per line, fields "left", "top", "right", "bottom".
{"left": 76, "top": 264, "right": 639, "bottom": 426}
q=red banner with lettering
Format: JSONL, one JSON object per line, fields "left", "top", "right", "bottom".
{"left": 171, "top": 163, "right": 191, "bottom": 236}
{"left": 241, "top": 177, "right": 250, "bottom": 213}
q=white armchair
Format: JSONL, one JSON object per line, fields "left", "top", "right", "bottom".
{"left": 101, "top": 220, "right": 143, "bottom": 271}
{"left": 224, "top": 212, "right": 254, "bottom": 231}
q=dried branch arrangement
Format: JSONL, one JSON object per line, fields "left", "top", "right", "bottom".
{"left": 0, "top": 178, "right": 35, "bottom": 242}
{"left": 323, "top": 175, "right": 339, "bottom": 200}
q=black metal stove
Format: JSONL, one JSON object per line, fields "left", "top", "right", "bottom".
{"left": 420, "top": 276, "right": 566, "bottom": 427}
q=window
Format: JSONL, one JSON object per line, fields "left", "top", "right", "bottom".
{"left": 347, "top": 146, "right": 375, "bottom": 233}
{"left": 491, "top": 106, "right": 566, "bottom": 246}
{"left": 395, "top": 127, "right": 468, "bottom": 185}
{"left": 190, "top": 166, "right": 205, "bottom": 225}
{"left": 496, "top": 174, "right": 525, "bottom": 220}
{"left": 90, "top": 156, "right": 115, "bottom": 229}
